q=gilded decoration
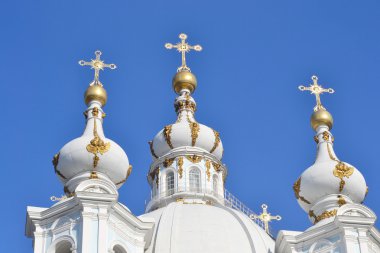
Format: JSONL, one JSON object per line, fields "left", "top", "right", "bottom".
{"left": 163, "top": 125, "right": 174, "bottom": 149}
{"left": 293, "top": 178, "right": 311, "bottom": 204}
{"left": 163, "top": 158, "right": 175, "bottom": 168}
{"left": 365, "top": 186, "right": 369, "bottom": 197}
{"left": 337, "top": 195, "right": 346, "bottom": 207}
{"left": 89, "top": 171, "right": 98, "bottom": 179}
{"left": 177, "top": 157, "right": 184, "bottom": 179}
{"left": 63, "top": 186, "right": 74, "bottom": 197}
{"left": 52, "top": 152, "right": 66, "bottom": 180}
{"left": 210, "top": 130, "right": 221, "bottom": 153}
{"left": 322, "top": 131, "right": 330, "bottom": 141}
{"left": 212, "top": 162, "right": 222, "bottom": 172}
{"left": 189, "top": 122, "right": 200, "bottom": 146}
{"left": 314, "top": 135, "right": 319, "bottom": 144}
{"left": 298, "top": 75, "right": 335, "bottom": 112}
{"left": 186, "top": 154, "right": 202, "bottom": 163}
{"left": 205, "top": 160, "right": 211, "bottom": 181}
{"left": 150, "top": 167, "right": 160, "bottom": 188}
{"left": 175, "top": 100, "right": 196, "bottom": 113}
{"left": 309, "top": 209, "right": 337, "bottom": 224}
{"left": 86, "top": 119, "right": 110, "bottom": 168}
{"left": 148, "top": 141, "right": 158, "bottom": 159}
{"left": 92, "top": 107, "right": 99, "bottom": 117}
{"left": 116, "top": 165, "right": 132, "bottom": 185}
{"left": 333, "top": 162, "right": 354, "bottom": 192}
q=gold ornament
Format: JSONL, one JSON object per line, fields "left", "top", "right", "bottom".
{"left": 293, "top": 178, "right": 311, "bottom": 204}
{"left": 52, "top": 152, "right": 66, "bottom": 180}
{"left": 148, "top": 141, "right": 158, "bottom": 158}
{"left": 163, "top": 125, "right": 174, "bottom": 149}
{"left": 163, "top": 158, "right": 175, "bottom": 168}
{"left": 116, "top": 165, "right": 132, "bottom": 185}
{"left": 186, "top": 155, "right": 202, "bottom": 163}
{"left": 177, "top": 157, "right": 184, "bottom": 179}
{"left": 250, "top": 204, "right": 281, "bottom": 234}
{"left": 86, "top": 119, "right": 110, "bottom": 168}
{"left": 333, "top": 162, "right": 354, "bottom": 192}
{"left": 210, "top": 130, "right": 221, "bottom": 153}
{"left": 189, "top": 122, "right": 200, "bottom": 146}
{"left": 89, "top": 171, "right": 98, "bottom": 179}
{"left": 212, "top": 162, "right": 222, "bottom": 172}
{"left": 309, "top": 209, "right": 337, "bottom": 224}
{"left": 337, "top": 195, "right": 346, "bottom": 207}
{"left": 205, "top": 160, "right": 211, "bottom": 181}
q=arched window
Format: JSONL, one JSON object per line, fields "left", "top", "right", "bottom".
{"left": 213, "top": 175, "right": 219, "bottom": 196}
{"left": 189, "top": 168, "right": 201, "bottom": 193}
{"left": 166, "top": 171, "right": 175, "bottom": 196}
{"left": 113, "top": 245, "right": 127, "bottom": 253}
{"left": 55, "top": 241, "right": 72, "bottom": 253}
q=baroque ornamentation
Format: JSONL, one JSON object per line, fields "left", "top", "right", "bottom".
{"left": 116, "top": 165, "right": 132, "bottom": 185}
{"left": 163, "top": 125, "right": 174, "bottom": 149}
{"left": 210, "top": 130, "right": 221, "bottom": 153}
{"left": 163, "top": 158, "right": 175, "bottom": 168}
{"left": 92, "top": 107, "right": 99, "bottom": 117}
{"left": 205, "top": 160, "right": 211, "bottom": 181}
{"left": 89, "top": 171, "right": 98, "bottom": 179}
{"left": 309, "top": 209, "right": 337, "bottom": 224}
{"left": 148, "top": 141, "right": 158, "bottom": 159}
{"left": 175, "top": 100, "right": 196, "bottom": 113}
{"left": 52, "top": 153, "right": 66, "bottom": 180}
{"left": 314, "top": 135, "right": 319, "bottom": 144}
{"left": 293, "top": 178, "right": 311, "bottom": 204}
{"left": 149, "top": 167, "right": 160, "bottom": 188}
{"left": 189, "top": 122, "right": 200, "bottom": 146}
{"left": 333, "top": 162, "right": 354, "bottom": 192}
{"left": 322, "top": 131, "right": 330, "bottom": 141}
{"left": 86, "top": 119, "right": 110, "bottom": 168}
{"left": 186, "top": 154, "right": 202, "bottom": 163}
{"left": 212, "top": 162, "right": 222, "bottom": 172}
{"left": 177, "top": 157, "right": 184, "bottom": 179}
{"left": 337, "top": 195, "right": 346, "bottom": 207}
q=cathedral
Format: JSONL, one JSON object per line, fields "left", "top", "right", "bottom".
{"left": 25, "top": 34, "right": 380, "bottom": 253}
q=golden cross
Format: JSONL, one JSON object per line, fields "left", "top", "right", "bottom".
{"left": 250, "top": 204, "right": 281, "bottom": 234}
{"left": 165, "top": 33, "right": 202, "bottom": 72}
{"left": 79, "top": 50, "right": 117, "bottom": 86}
{"left": 299, "top": 75, "right": 335, "bottom": 112}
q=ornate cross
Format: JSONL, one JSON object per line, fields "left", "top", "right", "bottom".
{"left": 165, "top": 33, "right": 202, "bottom": 72}
{"left": 79, "top": 50, "right": 117, "bottom": 86}
{"left": 250, "top": 204, "right": 281, "bottom": 234}
{"left": 299, "top": 75, "right": 335, "bottom": 112}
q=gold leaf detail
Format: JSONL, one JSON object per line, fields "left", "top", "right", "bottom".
{"left": 52, "top": 153, "right": 66, "bottom": 180}
{"left": 149, "top": 141, "right": 158, "bottom": 158}
{"left": 189, "top": 122, "right": 200, "bottom": 146}
{"left": 293, "top": 178, "right": 311, "bottom": 204}
{"left": 365, "top": 186, "right": 369, "bottom": 197}
{"left": 205, "top": 160, "right": 211, "bottom": 181}
{"left": 89, "top": 171, "right": 98, "bottom": 179}
{"left": 186, "top": 155, "right": 202, "bottom": 163}
{"left": 175, "top": 100, "right": 196, "bottom": 113}
{"left": 116, "top": 165, "right": 132, "bottom": 185}
{"left": 310, "top": 209, "right": 337, "bottom": 224}
{"left": 163, "top": 125, "right": 174, "bottom": 149}
{"left": 333, "top": 162, "right": 354, "bottom": 192}
{"left": 210, "top": 130, "right": 220, "bottom": 153}
{"left": 177, "top": 157, "right": 184, "bottom": 179}
{"left": 150, "top": 167, "right": 160, "bottom": 188}
{"left": 92, "top": 107, "right": 99, "bottom": 117}
{"left": 212, "top": 162, "right": 221, "bottom": 172}
{"left": 314, "top": 135, "right": 319, "bottom": 143}
{"left": 86, "top": 119, "right": 110, "bottom": 168}
{"left": 322, "top": 131, "right": 330, "bottom": 141}
{"left": 337, "top": 195, "right": 346, "bottom": 207}
{"left": 163, "top": 158, "right": 175, "bottom": 168}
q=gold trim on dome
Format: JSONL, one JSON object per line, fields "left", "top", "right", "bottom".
{"left": 210, "top": 130, "right": 221, "bottom": 153}
{"left": 163, "top": 158, "right": 175, "bottom": 168}
{"left": 333, "top": 162, "right": 354, "bottom": 192}
{"left": 212, "top": 161, "right": 222, "bottom": 172}
{"left": 86, "top": 119, "right": 110, "bottom": 168}
{"left": 175, "top": 100, "right": 196, "bottom": 113}
{"left": 327, "top": 143, "right": 339, "bottom": 161}
{"left": 337, "top": 195, "right": 346, "bottom": 207}
{"left": 205, "top": 160, "right": 211, "bottom": 181}
{"left": 148, "top": 141, "right": 158, "bottom": 159}
{"left": 186, "top": 154, "right": 202, "bottom": 163}
{"left": 89, "top": 171, "right": 98, "bottom": 179}
{"left": 309, "top": 209, "right": 337, "bottom": 224}
{"left": 314, "top": 135, "right": 319, "bottom": 144}
{"left": 365, "top": 186, "right": 369, "bottom": 197}
{"left": 116, "top": 165, "right": 132, "bottom": 185}
{"left": 52, "top": 153, "right": 67, "bottom": 180}
{"left": 322, "top": 131, "right": 330, "bottom": 141}
{"left": 63, "top": 186, "right": 74, "bottom": 197}
{"left": 92, "top": 107, "right": 99, "bottom": 117}
{"left": 177, "top": 157, "right": 184, "bottom": 179}
{"left": 293, "top": 178, "right": 311, "bottom": 204}
{"left": 163, "top": 125, "right": 174, "bottom": 149}
{"left": 189, "top": 122, "right": 200, "bottom": 146}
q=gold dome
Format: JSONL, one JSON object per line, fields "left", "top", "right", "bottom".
{"left": 172, "top": 71, "right": 197, "bottom": 94}
{"left": 311, "top": 109, "right": 333, "bottom": 130}
{"left": 84, "top": 84, "right": 108, "bottom": 106}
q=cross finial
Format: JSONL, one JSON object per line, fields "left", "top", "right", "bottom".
{"left": 79, "top": 50, "right": 117, "bottom": 86}
{"left": 165, "top": 33, "right": 202, "bottom": 72}
{"left": 299, "top": 75, "right": 335, "bottom": 112}
{"left": 250, "top": 204, "right": 281, "bottom": 234}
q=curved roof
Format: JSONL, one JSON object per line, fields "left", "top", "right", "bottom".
{"left": 139, "top": 202, "right": 274, "bottom": 253}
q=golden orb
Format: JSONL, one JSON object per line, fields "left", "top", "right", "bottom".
{"left": 311, "top": 109, "right": 333, "bottom": 130}
{"left": 172, "top": 71, "right": 197, "bottom": 94}
{"left": 84, "top": 84, "right": 108, "bottom": 106}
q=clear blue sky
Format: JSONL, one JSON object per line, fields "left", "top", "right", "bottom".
{"left": 2, "top": 0, "right": 380, "bottom": 251}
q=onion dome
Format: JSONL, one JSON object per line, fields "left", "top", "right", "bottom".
{"left": 52, "top": 51, "right": 131, "bottom": 195}
{"left": 294, "top": 76, "right": 367, "bottom": 225}
{"left": 150, "top": 34, "right": 223, "bottom": 160}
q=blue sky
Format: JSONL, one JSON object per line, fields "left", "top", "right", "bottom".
{"left": 2, "top": 0, "right": 380, "bottom": 251}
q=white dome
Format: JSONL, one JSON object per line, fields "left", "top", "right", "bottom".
{"left": 140, "top": 202, "right": 274, "bottom": 253}
{"left": 150, "top": 93, "right": 223, "bottom": 160}
{"left": 54, "top": 104, "right": 131, "bottom": 192}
